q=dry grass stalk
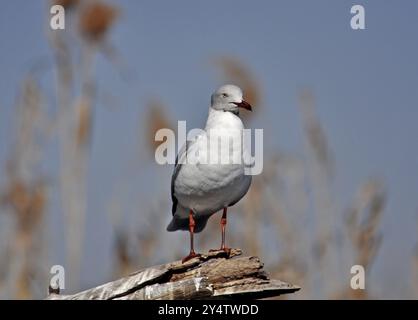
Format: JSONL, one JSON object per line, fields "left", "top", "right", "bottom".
{"left": 114, "top": 232, "right": 135, "bottom": 277}
{"left": 75, "top": 97, "right": 92, "bottom": 147}
{"left": 47, "top": 0, "right": 118, "bottom": 290}
{"left": 145, "top": 100, "right": 172, "bottom": 154}
{"left": 79, "top": 1, "right": 118, "bottom": 42}
{"left": 337, "top": 179, "right": 385, "bottom": 299}
{"left": 53, "top": 0, "right": 79, "bottom": 10}
{"left": 0, "top": 76, "right": 48, "bottom": 299}
{"left": 260, "top": 155, "right": 309, "bottom": 297}
{"left": 298, "top": 89, "right": 337, "bottom": 296}
{"left": 299, "top": 89, "right": 334, "bottom": 176}
{"left": 346, "top": 180, "right": 385, "bottom": 270}
{"left": 48, "top": 2, "right": 105, "bottom": 289}
{"left": 242, "top": 178, "right": 262, "bottom": 255}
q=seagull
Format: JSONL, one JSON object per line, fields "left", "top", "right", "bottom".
{"left": 167, "top": 84, "right": 253, "bottom": 263}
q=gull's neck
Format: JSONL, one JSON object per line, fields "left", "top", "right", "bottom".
{"left": 205, "top": 107, "right": 244, "bottom": 131}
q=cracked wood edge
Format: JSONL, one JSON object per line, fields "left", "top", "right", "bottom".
{"left": 46, "top": 249, "right": 300, "bottom": 300}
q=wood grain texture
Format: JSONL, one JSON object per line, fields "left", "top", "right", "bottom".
{"left": 47, "top": 249, "right": 300, "bottom": 300}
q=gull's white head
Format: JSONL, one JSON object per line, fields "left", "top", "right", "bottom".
{"left": 210, "top": 84, "right": 252, "bottom": 115}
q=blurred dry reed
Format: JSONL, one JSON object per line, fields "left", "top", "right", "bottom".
{"left": 48, "top": 0, "right": 119, "bottom": 291}
{"left": 79, "top": 1, "right": 118, "bottom": 43}
{"left": 53, "top": 0, "right": 79, "bottom": 10}
{"left": 145, "top": 100, "right": 173, "bottom": 153}
{"left": 0, "top": 77, "right": 48, "bottom": 298}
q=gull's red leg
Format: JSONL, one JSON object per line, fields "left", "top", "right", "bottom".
{"left": 220, "top": 208, "right": 231, "bottom": 253}
{"left": 210, "top": 207, "right": 231, "bottom": 254}
{"left": 182, "top": 210, "right": 201, "bottom": 263}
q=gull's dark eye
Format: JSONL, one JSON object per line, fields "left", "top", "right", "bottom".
{"left": 222, "top": 93, "right": 228, "bottom": 98}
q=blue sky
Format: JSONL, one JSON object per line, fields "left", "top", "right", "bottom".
{"left": 1, "top": 1, "right": 418, "bottom": 297}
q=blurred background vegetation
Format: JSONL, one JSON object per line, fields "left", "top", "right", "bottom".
{"left": 0, "top": 0, "right": 417, "bottom": 299}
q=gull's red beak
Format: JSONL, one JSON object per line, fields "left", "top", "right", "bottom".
{"left": 233, "top": 100, "right": 252, "bottom": 111}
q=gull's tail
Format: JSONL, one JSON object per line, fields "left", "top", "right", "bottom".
{"left": 166, "top": 214, "right": 210, "bottom": 233}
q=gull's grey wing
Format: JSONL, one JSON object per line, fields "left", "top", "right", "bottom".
{"left": 171, "top": 139, "right": 193, "bottom": 215}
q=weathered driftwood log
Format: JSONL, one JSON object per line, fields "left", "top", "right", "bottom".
{"left": 47, "top": 249, "right": 300, "bottom": 300}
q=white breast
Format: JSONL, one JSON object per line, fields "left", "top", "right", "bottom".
{"left": 174, "top": 109, "right": 252, "bottom": 217}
